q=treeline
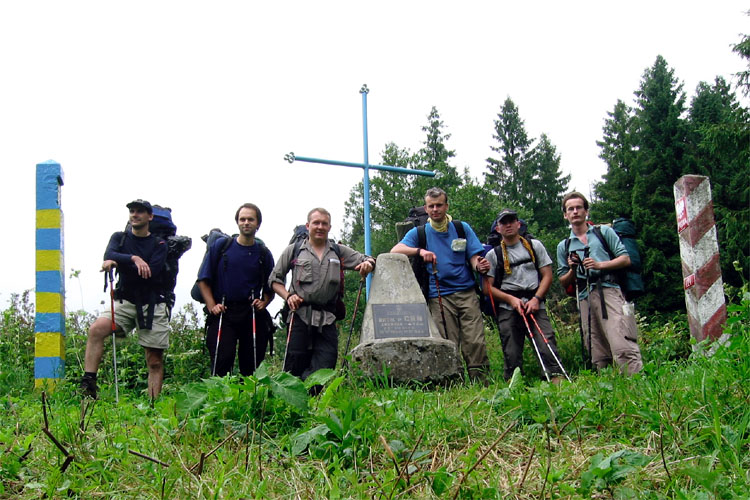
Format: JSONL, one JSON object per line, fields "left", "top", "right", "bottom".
{"left": 342, "top": 44, "right": 749, "bottom": 314}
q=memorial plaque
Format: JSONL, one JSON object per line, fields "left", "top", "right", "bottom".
{"left": 372, "top": 303, "right": 430, "bottom": 339}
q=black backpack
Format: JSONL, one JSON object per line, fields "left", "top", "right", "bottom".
{"left": 564, "top": 218, "right": 645, "bottom": 302}
{"left": 115, "top": 205, "right": 192, "bottom": 312}
{"left": 190, "top": 229, "right": 269, "bottom": 303}
{"left": 490, "top": 237, "right": 541, "bottom": 289}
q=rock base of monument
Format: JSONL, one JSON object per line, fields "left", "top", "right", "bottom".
{"left": 351, "top": 337, "right": 462, "bottom": 385}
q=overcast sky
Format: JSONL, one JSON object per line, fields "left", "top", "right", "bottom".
{"left": 1, "top": 1, "right": 746, "bottom": 315}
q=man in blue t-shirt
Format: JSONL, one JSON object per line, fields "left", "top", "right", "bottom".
{"left": 197, "top": 203, "right": 275, "bottom": 377}
{"left": 391, "top": 187, "right": 491, "bottom": 381}
{"left": 556, "top": 192, "right": 642, "bottom": 375}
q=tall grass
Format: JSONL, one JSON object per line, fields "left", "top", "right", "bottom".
{"left": 0, "top": 288, "right": 747, "bottom": 498}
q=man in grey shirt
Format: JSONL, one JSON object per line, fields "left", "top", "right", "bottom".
{"left": 484, "top": 209, "right": 564, "bottom": 382}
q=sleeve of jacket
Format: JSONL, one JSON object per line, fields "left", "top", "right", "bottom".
{"left": 103, "top": 232, "right": 133, "bottom": 268}
{"left": 262, "top": 246, "right": 276, "bottom": 296}
{"left": 269, "top": 244, "right": 295, "bottom": 289}
{"left": 338, "top": 244, "right": 369, "bottom": 270}
{"left": 147, "top": 237, "right": 168, "bottom": 277}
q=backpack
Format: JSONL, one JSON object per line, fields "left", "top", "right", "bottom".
{"left": 115, "top": 204, "right": 192, "bottom": 316}
{"left": 404, "top": 206, "right": 429, "bottom": 230}
{"left": 480, "top": 217, "right": 540, "bottom": 313}
{"left": 279, "top": 225, "right": 346, "bottom": 323}
{"left": 563, "top": 218, "right": 644, "bottom": 302}
{"left": 189, "top": 229, "right": 269, "bottom": 303}
{"left": 490, "top": 236, "right": 541, "bottom": 289}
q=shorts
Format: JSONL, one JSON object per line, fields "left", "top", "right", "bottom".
{"left": 100, "top": 299, "right": 170, "bottom": 350}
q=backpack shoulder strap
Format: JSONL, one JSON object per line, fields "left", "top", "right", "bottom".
{"left": 329, "top": 240, "right": 342, "bottom": 259}
{"left": 291, "top": 238, "right": 304, "bottom": 264}
{"left": 452, "top": 220, "right": 466, "bottom": 239}
{"left": 492, "top": 246, "right": 504, "bottom": 287}
{"left": 592, "top": 225, "right": 616, "bottom": 260}
{"left": 117, "top": 231, "right": 127, "bottom": 250}
{"left": 520, "top": 236, "right": 539, "bottom": 268}
{"left": 417, "top": 225, "right": 427, "bottom": 250}
{"left": 219, "top": 235, "right": 234, "bottom": 274}
{"left": 219, "top": 235, "right": 234, "bottom": 255}
{"left": 256, "top": 239, "right": 268, "bottom": 267}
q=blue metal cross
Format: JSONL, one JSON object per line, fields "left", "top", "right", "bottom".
{"left": 285, "top": 84, "right": 436, "bottom": 296}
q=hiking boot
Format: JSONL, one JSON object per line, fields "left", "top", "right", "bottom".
{"left": 79, "top": 376, "right": 98, "bottom": 399}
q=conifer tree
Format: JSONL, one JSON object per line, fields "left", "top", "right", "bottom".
{"left": 631, "top": 55, "right": 691, "bottom": 312}
{"left": 689, "top": 77, "right": 750, "bottom": 286}
{"left": 592, "top": 100, "right": 636, "bottom": 221}
{"left": 412, "top": 106, "right": 460, "bottom": 199}
{"left": 525, "top": 133, "right": 570, "bottom": 235}
{"left": 485, "top": 98, "right": 533, "bottom": 203}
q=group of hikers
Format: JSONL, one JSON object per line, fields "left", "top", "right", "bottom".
{"left": 79, "top": 188, "right": 642, "bottom": 399}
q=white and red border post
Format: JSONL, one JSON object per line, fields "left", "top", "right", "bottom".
{"left": 674, "top": 175, "right": 726, "bottom": 343}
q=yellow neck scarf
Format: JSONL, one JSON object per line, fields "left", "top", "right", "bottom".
{"left": 428, "top": 214, "right": 453, "bottom": 232}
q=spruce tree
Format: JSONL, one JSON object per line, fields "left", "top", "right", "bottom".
{"left": 412, "top": 106, "right": 460, "bottom": 200}
{"left": 485, "top": 97, "right": 533, "bottom": 204}
{"left": 592, "top": 100, "right": 636, "bottom": 221}
{"left": 689, "top": 77, "right": 750, "bottom": 287}
{"left": 631, "top": 55, "right": 691, "bottom": 312}
{"left": 526, "top": 133, "right": 570, "bottom": 235}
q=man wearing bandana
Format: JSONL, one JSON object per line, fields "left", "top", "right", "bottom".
{"left": 485, "top": 208, "right": 564, "bottom": 382}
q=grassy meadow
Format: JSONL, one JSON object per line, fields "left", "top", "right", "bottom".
{"left": 0, "top": 287, "right": 748, "bottom": 499}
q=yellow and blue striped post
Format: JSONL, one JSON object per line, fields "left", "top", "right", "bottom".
{"left": 35, "top": 160, "right": 65, "bottom": 391}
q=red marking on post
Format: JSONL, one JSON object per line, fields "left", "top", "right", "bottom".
{"left": 676, "top": 196, "right": 689, "bottom": 233}
{"left": 675, "top": 175, "right": 706, "bottom": 198}
{"left": 686, "top": 303, "right": 727, "bottom": 342}
{"left": 686, "top": 311, "right": 700, "bottom": 340}
{"left": 703, "top": 304, "right": 727, "bottom": 340}
{"left": 681, "top": 261, "right": 692, "bottom": 277}
{"left": 686, "top": 202, "right": 716, "bottom": 245}
{"left": 684, "top": 274, "right": 696, "bottom": 290}
{"left": 693, "top": 253, "right": 722, "bottom": 300}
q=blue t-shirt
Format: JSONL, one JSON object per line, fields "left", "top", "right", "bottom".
{"left": 400, "top": 221, "right": 484, "bottom": 298}
{"left": 197, "top": 238, "right": 274, "bottom": 303}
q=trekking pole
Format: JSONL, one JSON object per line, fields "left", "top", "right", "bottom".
{"left": 483, "top": 276, "right": 503, "bottom": 343}
{"left": 529, "top": 313, "right": 571, "bottom": 382}
{"left": 584, "top": 247, "right": 592, "bottom": 370}
{"left": 282, "top": 311, "right": 295, "bottom": 372}
{"left": 107, "top": 270, "right": 119, "bottom": 403}
{"left": 251, "top": 292, "right": 257, "bottom": 373}
{"left": 519, "top": 310, "right": 551, "bottom": 383}
{"left": 342, "top": 277, "right": 366, "bottom": 371}
{"left": 574, "top": 276, "right": 587, "bottom": 369}
{"left": 432, "top": 266, "right": 448, "bottom": 335}
{"left": 211, "top": 297, "right": 226, "bottom": 376}
{"left": 483, "top": 276, "right": 496, "bottom": 316}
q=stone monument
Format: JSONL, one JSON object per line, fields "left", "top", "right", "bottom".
{"left": 350, "top": 253, "right": 462, "bottom": 383}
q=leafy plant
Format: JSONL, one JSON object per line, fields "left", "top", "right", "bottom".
{"left": 578, "top": 449, "right": 652, "bottom": 496}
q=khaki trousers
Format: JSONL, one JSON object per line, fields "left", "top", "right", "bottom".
{"left": 428, "top": 288, "right": 489, "bottom": 371}
{"left": 581, "top": 286, "right": 642, "bottom": 375}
